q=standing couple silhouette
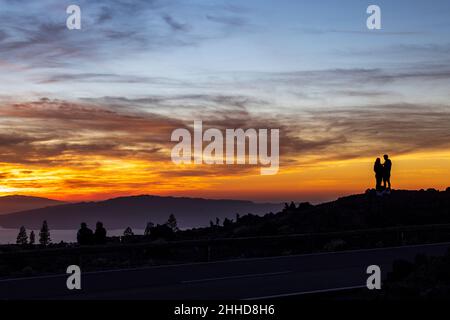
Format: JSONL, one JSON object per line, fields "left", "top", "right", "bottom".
{"left": 374, "top": 154, "right": 392, "bottom": 193}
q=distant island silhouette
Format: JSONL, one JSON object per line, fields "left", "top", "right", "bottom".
{"left": 1, "top": 188, "right": 450, "bottom": 234}
{"left": 0, "top": 195, "right": 282, "bottom": 230}
{"left": 0, "top": 195, "right": 66, "bottom": 215}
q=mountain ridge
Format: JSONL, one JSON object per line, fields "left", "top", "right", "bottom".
{"left": 0, "top": 194, "right": 283, "bottom": 229}
{"left": 0, "top": 195, "right": 66, "bottom": 215}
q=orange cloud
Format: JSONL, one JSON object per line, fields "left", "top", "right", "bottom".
{"left": 1, "top": 98, "right": 450, "bottom": 202}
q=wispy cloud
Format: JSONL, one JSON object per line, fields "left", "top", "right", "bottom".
{"left": 0, "top": 0, "right": 251, "bottom": 69}
{"left": 162, "top": 14, "right": 190, "bottom": 31}
{"left": 296, "top": 27, "right": 425, "bottom": 36}
{"left": 1, "top": 96, "right": 450, "bottom": 169}
{"left": 206, "top": 15, "right": 248, "bottom": 27}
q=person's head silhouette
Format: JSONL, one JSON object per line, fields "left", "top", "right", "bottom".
{"left": 96, "top": 221, "right": 103, "bottom": 229}
{"left": 384, "top": 154, "right": 389, "bottom": 160}
{"left": 81, "top": 222, "right": 87, "bottom": 229}
{"left": 375, "top": 157, "right": 381, "bottom": 164}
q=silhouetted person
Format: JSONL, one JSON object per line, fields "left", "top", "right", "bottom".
{"left": 94, "top": 221, "right": 107, "bottom": 245}
{"left": 383, "top": 154, "right": 392, "bottom": 190}
{"left": 77, "top": 222, "right": 93, "bottom": 245}
{"left": 374, "top": 158, "right": 384, "bottom": 191}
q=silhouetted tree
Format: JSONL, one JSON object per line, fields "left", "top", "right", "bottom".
{"left": 123, "top": 227, "right": 134, "bottom": 237}
{"left": 209, "top": 220, "right": 215, "bottom": 228}
{"left": 16, "top": 226, "right": 28, "bottom": 245}
{"left": 166, "top": 214, "right": 178, "bottom": 232}
{"left": 215, "top": 217, "right": 220, "bottom": 226}
{"left": 289, "top": 201, "right": 296, "bottom": 210}
{"left": 94, "top": 221, "right": 107, "bottom": 245}
{"left": 144, "top": 222, "right": 154, "bottom": 236}
{"left": 235, "top": 213, "right": 240, "bottom": 222}
{"left": 223, "top": 218, "right": 233, "bottom": 228}
{"left": 297, "top": 202, "right": 313, "bottom": 211}
{"left": 77, "top": 222, "right": 94, "bottom": 245}
{"left": 283, "top": 202, "right": 296, "bottom": 213}
{"left": 39, "top": 220, "right": 51, "bottom": 246}
{"left": 29, "top": 230, "right": 35, "bottom": 245}
{"left": 150, "top": 224, "right": 174, "bottom": 240}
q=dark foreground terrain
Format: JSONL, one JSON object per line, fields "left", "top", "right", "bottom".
{"left": 2, "top": 242, "right": 449, "bottom": 300}
{"left": 2, "top": 189, "right": 450, "bottom": 299}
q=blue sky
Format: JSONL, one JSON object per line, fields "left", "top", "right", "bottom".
{"left": 0, "top": 0, "right": 449, "bottom": 102}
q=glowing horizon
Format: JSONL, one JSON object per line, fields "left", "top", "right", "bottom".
{"left": 1, "top": 150, "right": 449, "bottom": 204}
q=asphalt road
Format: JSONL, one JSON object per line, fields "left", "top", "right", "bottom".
{"left": 1, "top": 242, "right": 449, "bottom": 300}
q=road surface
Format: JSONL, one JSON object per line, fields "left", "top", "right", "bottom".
{"left": 1, "top": 242, "right": 449, "bottom": 300}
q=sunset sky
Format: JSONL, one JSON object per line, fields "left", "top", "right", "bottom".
{"left": 0, "top": 0, "right": 450, "bottom": 203}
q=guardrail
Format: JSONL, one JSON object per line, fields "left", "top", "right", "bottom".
{"left": 2, "top": 223, "right": 450, "bottom": 277}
